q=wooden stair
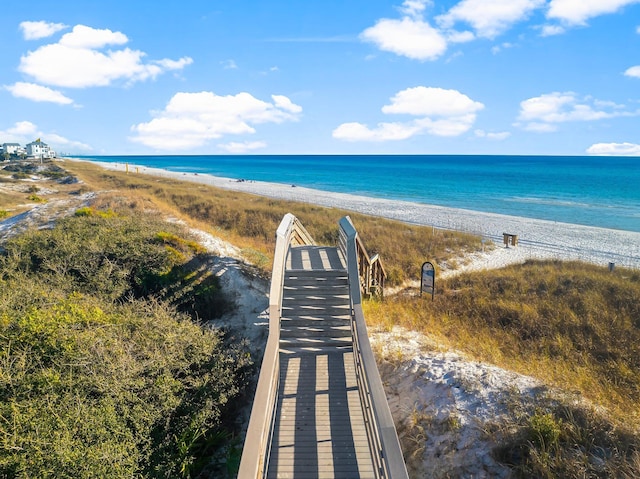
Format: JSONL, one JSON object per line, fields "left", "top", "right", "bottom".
{"left": 266, "top": 248, "right": 376, "bottom": 479}
{"left": 280, "top": 269, "right": 352, "bottom": 350}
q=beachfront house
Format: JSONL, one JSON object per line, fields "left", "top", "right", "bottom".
{"left": 26, "top": 139, "right": 55, "bottom": 160}
{"left": 2, "top": 143, "right": 22, "bottom": 156}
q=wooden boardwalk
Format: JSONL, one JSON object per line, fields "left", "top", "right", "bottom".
{"left": 238, "top": 214, "right": 407, "bottom": 479}
{"left": 266, "top": 246, "right": 376, "bottom": 479}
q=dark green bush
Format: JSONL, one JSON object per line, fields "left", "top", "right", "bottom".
{"left": 0, "top": 211, "right": 250, "bottom": 478}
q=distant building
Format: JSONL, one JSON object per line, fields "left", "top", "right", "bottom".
{"left": 2, "top": 143, "right": 21, "bottom": 155}
{"left": 26, "top": 139, "right": 55, "bottom": 159}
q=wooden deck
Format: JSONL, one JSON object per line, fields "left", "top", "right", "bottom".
{"left": 266, "top": 246, "right": 376, "bottom": 479}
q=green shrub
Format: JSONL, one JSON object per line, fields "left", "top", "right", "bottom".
{"left": 0, "top": 293, "right": 251, "bottom": 478}
{"left": 74, "top": 206, "right": 94, "bottom": 216}
{"left": 1, "top": 213, "right": 227, "bottom": 319}
{"left": 74, "top": 206, "right": 117, "bottom": 218}
{"left": 27, "top": 194, "right": 45, "bottom": 203}
{"left": 527, "top": 411, "right": 562, "bottom": 449}
{"left": 494, "top": 405, "right": 639, "bottom": 478}
{"left": 0, "top": 212, "right": 251, "bottom": 478}
{"left": 0, "top": 210, "right": 8, "bottom": 219}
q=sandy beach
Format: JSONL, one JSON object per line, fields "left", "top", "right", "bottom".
{"left": 79, "top": 159, "right": 640, "bottom": 271}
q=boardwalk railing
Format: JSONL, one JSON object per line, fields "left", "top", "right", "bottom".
{"left": 338, "top": 216, "right": 409, "bottom": 479}
{"left": 338, "top": 221, "right": 387, "bottom": 298}
{"left": 238, "top": 213, "right": 315, "bottom": 479}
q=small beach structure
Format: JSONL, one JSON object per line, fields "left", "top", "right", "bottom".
{"left": 503, "top": 232, "right": 518, "bottom": 247}
{"left": 239, "top": 214, "right": 408, "bottom": 478}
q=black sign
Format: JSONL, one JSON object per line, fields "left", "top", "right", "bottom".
{"left": 421, "top": 261, "right": 435, "bottom": 300}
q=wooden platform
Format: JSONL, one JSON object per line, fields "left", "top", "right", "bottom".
{"left": 266, "top": 246, "right": 376, "bottom": 479}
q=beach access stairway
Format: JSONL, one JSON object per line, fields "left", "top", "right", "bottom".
{"left": 238, "top": 214, "right": 408, "bottom": 479}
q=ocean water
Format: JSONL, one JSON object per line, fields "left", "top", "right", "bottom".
{"left": 78, "top": 155, "right": 640, "bottom": 233}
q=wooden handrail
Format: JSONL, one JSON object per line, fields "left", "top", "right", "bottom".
{"left": 238, "top": 213, "right": 315, "bottom": 478}
{"left": 339, "top": 216, "right": 409, "bottom": 479}
{"left": 349, "top": 230, "right": 386, "bottom": 298}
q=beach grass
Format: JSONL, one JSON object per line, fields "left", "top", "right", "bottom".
{"left": 62, "top": 159, "right": 485, "bottom": 285}
{"left": 365, "top": 260, "right": 640, "bottom": 477}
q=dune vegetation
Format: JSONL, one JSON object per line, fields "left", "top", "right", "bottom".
{"left": 2, "top": 159, "right": 639, "bottom": 477}
{"left": 0, "top": 204, "right": 250, "bottom": 478}
{"left": 60, "top": 160, "right": 484, "bottom": 285}
{"left": 61, "top": 160, "right": 640, "bottom": 477}
{"left": 365, "top": 261, "right": 640, "bottom": 477}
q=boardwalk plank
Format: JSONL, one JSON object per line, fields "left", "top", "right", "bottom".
{"left": 266, "top": 246, "right": 375, "bottom": 479}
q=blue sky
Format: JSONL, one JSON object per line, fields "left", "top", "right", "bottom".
{"left": 1, "top": 0, "right": 640, "bottom": 156}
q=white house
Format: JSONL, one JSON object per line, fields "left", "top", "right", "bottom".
{"left": 26, "top": 139, "right": 55, "bottom": 159}
{"left": 2, "top": 143, "right": 22, "bottom": 155}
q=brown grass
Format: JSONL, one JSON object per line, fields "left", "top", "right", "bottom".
{"left": 61, "top": 160, "right": 484, "bottom": 285}
{"left": 365, "top": 260, "right": 640, "bottom": 427}
{"left": 365, "top": 260, "right": 640, "bottom": 477}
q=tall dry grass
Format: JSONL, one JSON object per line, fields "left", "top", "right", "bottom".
{"left": 367, "top": 260, "right": 640, "bottom": 425}
{"left": 365, "top": 260, "right": 640, "bottom": 477}
{"left": 63, "top": 160, "right": 484, "bottom": 284}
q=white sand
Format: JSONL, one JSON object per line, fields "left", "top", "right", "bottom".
{"left": 79, "top": 159, "right": 640, "bottom": 271}
{"left": 371, "top": 327, "right": 561, "bottom": 478}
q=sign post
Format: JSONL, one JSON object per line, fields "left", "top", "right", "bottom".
{"left": 421, "top": 261, "right": 435, "bottom": 301}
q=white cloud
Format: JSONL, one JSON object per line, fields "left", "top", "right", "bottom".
{"left": 547, "top": 0, "right": 640, "bottom": 25}
{"left": 58, "top": 24, "right": 127, "bottom": 48}
{"left": 491, "top": 42, "right": 514, "bottom": 54}
{"left": 131, "top": 91, "right": 302, "bottom": 150}
{"left": 587, "top": 142, "right": 640, "bottom": 155}
{"left": 446, "top": 30, "right": 475, "bottom": 43}
{"left": 437, "top": 0, "right": 545, "bottom": 38}
{"left": 332, "top": 121, "right": 422, "bottom": 142}
{"left": 18, "top": 24, "right": 192, "bottom": 88}
{"left": 20, "top": 20, "right": 67, "bottom": 40}
{"left": 540, "top": 24, "right": 566, "bottom": 36}
{"left": 415, "top": 115, "right": 479, "bottom": 136}
{"left": 221, "top": 59, "right": 238, "bottom": 70}
{"left": 155, "top": 58, "right": 193, "bottom": 70}
{"left": 522, "top": 122, "right": 559, "bottom": 132}
{"left": 516, "top": 92, "right": 638, "bottom": 131}
{"left": 360, "top": 17, "right": 447, "bottom": 61}
{"left": 382, "top": 86, "right": 484, "bottom": 117}
{"left": 43, "top": 133, "right": 93, "bottom": 151}
{"left": 4, "top": 82, "right": 73, "bottom": 104}
{"left": 399, "top": 0, "right": 431, "bottom": 18}
{"left": 217, "top": 141, "right": 267, "bottom": 153}
{"left": 0, "top": 120, "right": 91, "bottom": 151}
{"left": 272, "top": 94, "right": 303, "bottom": 113}
{"left": 475, "top": 129, "right": 511, "bottom": 140}
{"left": 624, "top": 65, "right": 640, "bottom": 78}
{"left": 1, "top": 121, "right": 38, "bottom": 138}
{"left": 333, "top": 86, "right": 483, "bottom": 142}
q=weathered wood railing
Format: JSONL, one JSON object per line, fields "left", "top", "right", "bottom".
{"left": 237, "top": 213, "right": 315, "bottom": 479}
{"left": 350, "top": 229, "right": 386, "bottom": 298}
{"left": 338, "top": 216, "right": 409, "bottom": 479}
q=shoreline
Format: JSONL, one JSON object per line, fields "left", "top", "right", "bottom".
{"left": 69, "top": 158, "right": 640, "bottom": 270}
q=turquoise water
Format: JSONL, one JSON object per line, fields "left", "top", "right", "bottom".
{"left": 77, "top": 155, "right": 640, "bottom": 233}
